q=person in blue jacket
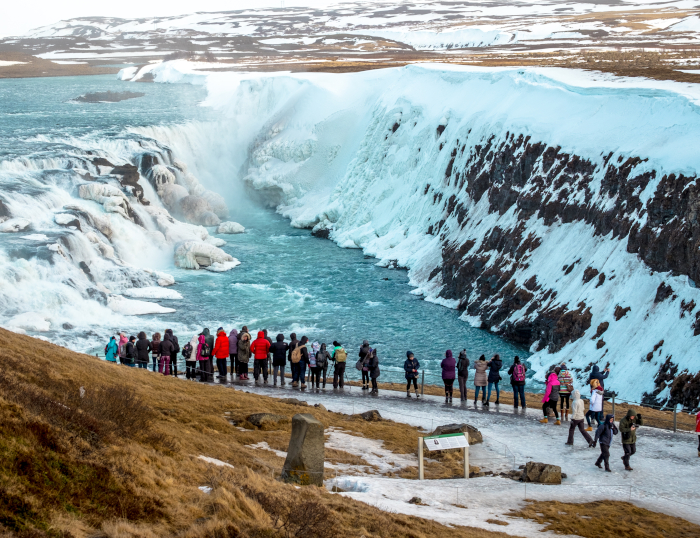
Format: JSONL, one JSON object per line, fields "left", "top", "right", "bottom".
{"left": 593, "top": 414, "right": 618, "bottom": 472}
{"left": 104, "top": 335, "right": 118, "bottom": 363}
{"left": 404, "top": 351, "right": 420, "bottom": 398}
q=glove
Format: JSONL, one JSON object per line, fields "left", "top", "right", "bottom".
{"left": 591, "top": 442, "right": 597, "bottom": 448}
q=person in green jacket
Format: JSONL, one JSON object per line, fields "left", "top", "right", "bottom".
{"left": 619, "top": 409, "right": 643, "bottom": 471}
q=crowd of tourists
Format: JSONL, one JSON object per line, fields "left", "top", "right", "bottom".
{"left": 103, "top": 328, "right": 700, "bottom": 466}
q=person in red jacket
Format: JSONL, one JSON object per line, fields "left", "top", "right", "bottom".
{"left": 212, "top": 328, "right": 230, "bottom": 380}
{"left": 696, "top": 410, "right": 700, "bottom": 457}
{"left": 251, "top": 330, "right": 271, "bottom": 385}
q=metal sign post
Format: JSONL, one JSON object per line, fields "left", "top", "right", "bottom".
{"left": 418, "top": 432, "right": 469, "bottom": 480}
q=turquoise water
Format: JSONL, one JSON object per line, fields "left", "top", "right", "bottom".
{"left": 0, "top": 75, "right": 534, "bottom": 388}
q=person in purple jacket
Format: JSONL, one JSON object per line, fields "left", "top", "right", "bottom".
{"left": 441, "top": 350, "right": 456, "bottom": 404}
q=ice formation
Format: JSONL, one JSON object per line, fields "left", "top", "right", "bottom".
{"left": 174, "top": 241, "right": 238, "bottom": 270}
{"left": 217, "top": 221, "right": 245, "bottom": 234}
{"left": 136, "top": 61, "right": 700, "bottom": 405}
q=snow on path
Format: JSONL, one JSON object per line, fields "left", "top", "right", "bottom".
{"left": 231, "top": 382, "right": 700, "bottom": 529}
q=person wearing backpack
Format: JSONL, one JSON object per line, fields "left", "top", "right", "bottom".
{"left": 314, "top": 343, "right": 330, "bottom": 389}
{"left": 457, "top": 350, "right": 469, "bottom": 401}
{"left": 251, "top": 331, "right": 271, "bottom": 384}
{"left": 540, "top": 368, "right": 561, "bottom": 425}
{"left": 270, "top": 333, "right": 289, "bottom": 386}
{"left": 368, "top": 347, "right": 380, "bottom": 395}
{"left": 593, "top": 414, "right": 618, "bottom": 472}
{"left": 404, "top": 351, "right": 420, "bottom": 398}
{"left": 196, "top": 334, "right": 210, "bottom": 381}
{"left": 508, "top": 356, "right": 527, "bottom": 409}
{"left": 105, "top": 335, "right": 118, "bottom": 363}
{"left": 558, "top": 363, "right": 574, "bottom": 420}
{"left": 160, "top": 332, "right": 174, "bottom": 376}
{"left": 332, "top": 341, "right": 347, "bottom": 388}
{"left": 359, "top": 340, "right": 371, "bottom": 390}
{"left": 150, "top": 332, "right": 161, "bottom": 372}
{"left": 123, "top": 336, "right": 136, "bottom": 367}
{"left": 117, "top": 333, "right": 128, "bottom": 365}
{"left": 135, "top": 332, "right": 151, "bottom": 369}
{"left": 183, "top": 336, "right": 196, "bottom": 379}
{"left": 288, "top": 333, "right": 299, "bottom": 386}
{"left": 291, "top": 336, "right": 309, "bottom": 388}
{"left": 237, "top": 331, "right": 251, "bottom": 380}
{"left": 308, "top": 342, "right": 320, "bottom": 388}
{"left": 165, "top": 329, "right": 180, "bottom": 377}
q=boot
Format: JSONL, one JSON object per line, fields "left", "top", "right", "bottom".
{"left": 407, "top": 390, "right": 412, "bottom": 398}
{"left": 301, "top": 383, "right": 307, "bottom": 389}
{"left": 362, "top": 385, "right": 368, "bottom": 391}
{"left": 555, "top": 419, "right": 561, "bottom": 425}
{"left": 449, "top": 394, "right": 453, "bottom": 403}
{"left": 586, "top": 426, "right": 593, "bottom": 432}
{"left": 565, "top": 410, "right": 569, "bottom": 421}
{"left": 292, "top": 381, "right": 298, "bottom": 387}
{"left": 595, "top": 461, "right": 602, "bottom": 469}
{"left": 495, "top": 399, "right": 500, "bottom": 405}
{"left": 474, "top": 399, "right": 478, "bottom": 405}
{"left": 445, "top": 395, "right": 449, "bottom": 403}
{"left": 484, "top": 401, "right": 489, "bottom": 407}
{"left": 415, "top": 389, "right": 420, "bottom": 399}
{"left": 539, "top": 418, "right": 548, "bottom": 424}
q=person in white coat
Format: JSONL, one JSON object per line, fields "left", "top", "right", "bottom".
{"left": 565, "top": 390, "right": 594, "bottom": 446}
{"left": 585, "top": 379, "right": 604, "bottom": 432}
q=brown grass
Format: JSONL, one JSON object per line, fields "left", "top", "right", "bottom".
{"left": 0, "top": 328, "right": 513, "bottom": 538}
{"left": 0, "top": 52, "right": 118, "bottom": 79}
{"left": 509, "top": 500, "right": 700, "bottom": 538}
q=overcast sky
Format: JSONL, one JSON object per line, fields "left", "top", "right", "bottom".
{"left": 0, "top": 0, "right": 363, "bottom": 38}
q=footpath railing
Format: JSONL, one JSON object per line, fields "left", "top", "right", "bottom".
{"left": 91, "top": 353, "right": 699, "bottom": 433}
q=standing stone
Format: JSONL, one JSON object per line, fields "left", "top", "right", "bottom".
{"left": 281, "top": 414, "right": 325, "bottom": 486}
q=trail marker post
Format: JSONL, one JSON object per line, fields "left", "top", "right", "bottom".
{"left": 418, "top": 432, "right": 469, "bottom": 480}
{"left": 421, "top": 370, "right": 425, "bottom": 396}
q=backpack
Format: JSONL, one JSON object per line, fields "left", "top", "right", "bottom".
{"left": 200, "top": 342, "right": 211, "bottom": 358}
{"left": 334, "top": 348, "right": 347, "bottom": 363}
{"left": 182, "top": 343, "right": 193, "bottom": 360}
{"left": 513, "top": 363, "right": 526, "bottom": 383}
{"left": 291, "top": 344, "right": 305, "bottom": 364}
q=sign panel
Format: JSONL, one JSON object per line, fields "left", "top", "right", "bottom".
{"left": 423, "top": 433, "right": 469, "bottom": 451}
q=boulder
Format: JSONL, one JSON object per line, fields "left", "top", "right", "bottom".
{"left": 281, "top": 414, "right": 324, "bottom": 486}
{"left": 246, "top": 413, "right": 289, "bottom": 430}
{"left": 358, "top": 410, "right": 382, "bottom": 422}
{"left": 521, "top": 461, "right": 562, "bottom": 484}
{"left": 0, "top": 218, "right": 31, "bottom": 233}
{"left": 429, "top": 423, "right": 483, "bottom": 445}
{"left": 313, "top": 403, "right": 327, "bottom": 412}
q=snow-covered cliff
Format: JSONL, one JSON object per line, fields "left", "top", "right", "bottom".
{"left": 139, "top": 62, "right": 700, "bottom": 407}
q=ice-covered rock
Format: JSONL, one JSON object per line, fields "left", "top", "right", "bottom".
{"left": 123, "top": 286, "right": 183, "bottom": 300}
{"left": 180, "top": 195, "right": 220, "bottom": 226}
{"left": 174, "top": 241, "right": 236, "bottom": 270}
{"left": 21, "top": 234, "right": 49, "bottom": 241}
{"left": 205, "top": 260, "right": 241, "bottom": 272}
{"left": 6, "top": 312, "right": 51, "bottom": 332}
{"left": 205, "top": 236, "right": 226, "bottom": 247}
{"left": 78, "top": 183, "right": 131, "bottom": 219}
{"left": 217, "top": 221, "right": 245, "bottom": 234}
{"left": 107, "top": 295, "right": 176, "bottom": 315}
{"left": 0, "top": 218, "right": 31, "bottom": 233}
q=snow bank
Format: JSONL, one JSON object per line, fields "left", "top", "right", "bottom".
{"left": 0, "top": 218, "right": 31, "bottom": 232}
{"left": 217, "top": 221, "right": 245, "bottom": 234}
{"left": 145, "top": 62, "right": 700, "bottom": 403}
{"left": 6, "top": 312, "right": 51, "bottom": 332}
{"left": 123, "top": 286, "right": 183, "bottom": 300}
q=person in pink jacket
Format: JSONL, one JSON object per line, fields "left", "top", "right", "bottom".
{"left": 696, "top": 410, "right": 700, "bottom": 457}
{"left": 196, "top": 334, "right": 209, "bottom": 382}
{"left": 540, "top": 368, "right": 561, "bottom": 425}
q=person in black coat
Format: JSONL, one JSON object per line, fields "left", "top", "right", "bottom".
{"left": 594, "top": 414, "right": 618, "bottom": 472}
{"left": 270, "top": 333, "right": 289, "bottom": 386}
{"left": 124, "top": 336, "right": 136, "bottom": 367}
{"left": 404, "top": 351, "right": 420, "bottom": 398}
{"left": 315, "top": 343, "right": 331, "bottom": 388}
{"left": 298, "top": 336, "right": 310, "bottom": 389}
{"left": 485, "top": 354, "right": 502, "bottom": 406}
{"left": 588, "top": 364, "right": 610, "bottom": 390}
{"left": 135, "top": 332, "right": 151, "bottom": 369}
{"left": 368, "top": 348, "right": 380, "bottom": 395}
{"left": 507, "top": 356, "right": 527, "bottom": 409}
{"left": 165, "top": 328, "right": 180, "bottom": 377}
{"left": 359, "top": 340, "right": 371, "bottom": 390}
{"left": 457, "top": 350, "right": 469, "bottom": 401}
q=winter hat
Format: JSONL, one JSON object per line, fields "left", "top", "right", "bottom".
{"left": 479, "top": 354, "right": 485, "bottom": 361}
{"left": 445, "top": 350, "right": 453, "bottom": 359}
{"left": 217, "top": 327, "right": 224, "bottom": 333}
{"left": 406, "top": 351, "right": 414, "bottom": 358}
{"left": 363, "top": 340, "right": 369, "bottom": 346}
{"left": 514, "top": 356, "right": 520, "bottom": 363}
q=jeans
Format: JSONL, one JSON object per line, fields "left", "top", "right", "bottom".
{"left": 458, "top": 376, "right": 467, "bottom": 400}
{"left": 596, "top": 444, "right": 611, "bottom": 470}
{"left": 136, "top": 360, "right": 148, "bottom": 369}
{"left": 152, "top": 355, "right": 159, "bottom": 372}
{"left": 513, "top": 385, "right": 526, "bottom": 407}
{"left": 586, "top": 410, "right": 603, "bottom": 426}
{"left": 253, "top": 359, "right": 268, "bottom": 382}
{"left": 542, "top": 401, "right": 559, "bottom": 419}
{"left": 230, "top": 353, "right": 237, "bottom": 377}
{"left": 362, "top": 370, "right": 370, "bottom": 385}
{"left": 216, "top": 358, "right": 227, "bottom": 377}
{"left": 567, "top": 419, "right": 593, "bottom": 444}
{"left": 310, "top": 367, "right": 322, "bottom": 387}
{"left": 159, "top": 356, "right": 170, "bottom": 376}
{"left": 407, "top": 378, "right": 418, "bottom": 391}
{"left": 474, "top": 385, "right": 485, "bottom": 400}
{"left": 622, "top": 443, "right": 636, "bottom": 467}
{"left": 291, "top": 362, "right": 306, "bottom": 384}
{"left": 487, "top": 381, "right": 500, "bottom": 401}
{"left": 273, "top": 365, "right": 285, "bottom": 384}
{"left": 333, "top": 362, "right": 346, "bottom": 388}
{"left": 560, "top": 394, "right": 571, "bottom": 410}
{"left": 185, "top": 360, "right": 197, "bottom": 379}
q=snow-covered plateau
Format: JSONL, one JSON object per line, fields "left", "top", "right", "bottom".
{"left": 125, "top": 61, "right": 700, "bottom": 407}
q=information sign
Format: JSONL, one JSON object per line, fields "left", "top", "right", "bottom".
{"left": 423, "top": 433, "right": 469, "bottom": 451}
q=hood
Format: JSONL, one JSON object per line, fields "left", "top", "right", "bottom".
{"left": 626, "top": 409, "right": 636, "bottom": 419}
{"left": 605, "top": 414, "right": 615, "bottom": 423}
{"left": 229, "top": 329, "right": 238, "bottom": 338}
{"left": 320, "top": 343, "right": 326, "bottom": 351}
{"left": 445, "top": 350, "right": 453, "bottom": 359}
{"left": 592, "top": 365, "right": 600, "bottom": 375}
{"left": 119, "top": 334, "right": 128, "bottom": 345}
{"left": 198, "top": 335, "right": 205, "bottom": 344}
{"left": 165, "top": 329, "right": 173, "bottom": 336}
{"left": 163, "top": 333, "right": 172, "bottom": 342}
{"left": 290, "top": 333, "right": 297, "bottom": 341}
{"left": 312, "top": 342, "right": 320, "bottom": 353}
{"left": 573, "top": 390, "right": 581, "bottom": 400}
{"left": 202, "top": 328, "right": 210, "bottom": 337}
{"left": 190, "top": 335, "right": 199, "bottom": 347}
{"left": 363, "top": 340, "right": 369, "bottom": 346}
{"left": 276, "top": 333, "right": 284, "bottom": 342}
{"left": 300, "top": 336, "right": 308, "bottom": 345}
{"left": 110, "top": 336, "right": 116, "bottom": 341}
{"left": 257, "top": 331, "right": 265, "bottom": 339}
{"left": 459, "top": 350, "right": 467, "bottom": 359}
{"left": 406, "top": 350, "right": 414, "bottom": 359}
{"left": 548, "top": 372, "right": 560, "bottom": 383}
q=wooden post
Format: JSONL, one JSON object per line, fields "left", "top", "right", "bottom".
{"left": 418, "top": 437, "right": 424, "bottom": 480}
{"left": 463, "top": 432, "right": 469, "bottom": 479}
{"left": 612, "top": 396, "right": 615, "bottom": 417}
{"left": 421, "top": 370, "right": 425, "bottom": 397}
{"left": 673, "top": 409, "right": 677, "bottom": 433}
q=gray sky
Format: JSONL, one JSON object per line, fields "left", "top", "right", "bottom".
{"left": 0, "top": 0, "right": 360, "bottom": 38}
